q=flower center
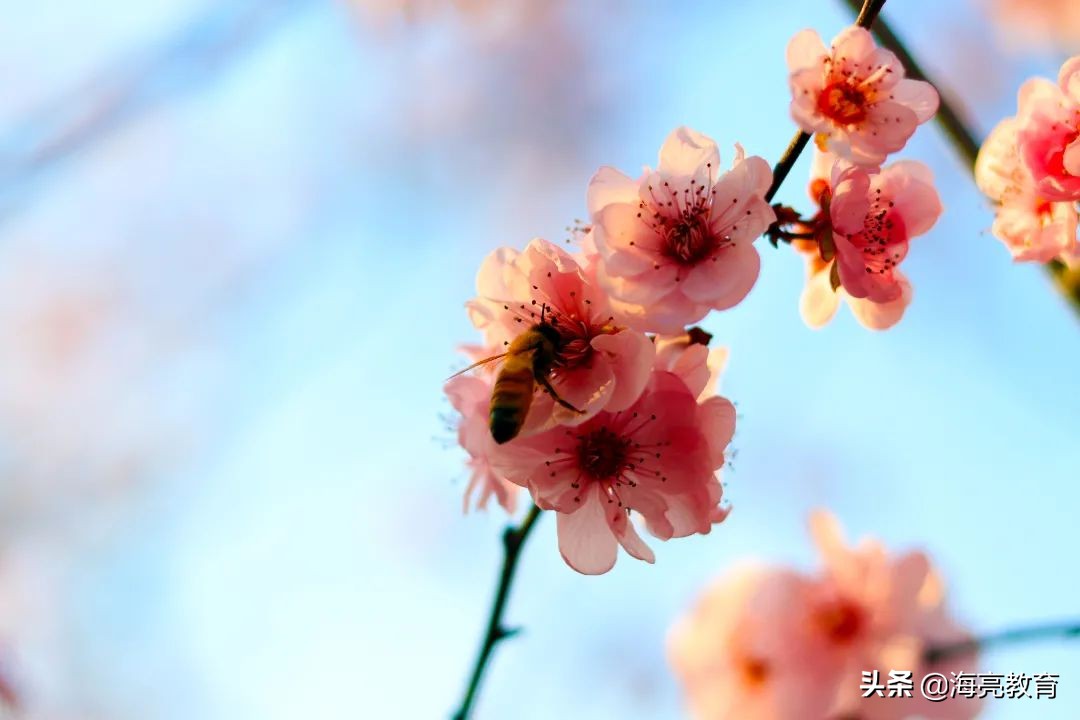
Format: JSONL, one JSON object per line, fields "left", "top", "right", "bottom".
{"left": 739, "top": 656, "right": 771, "bottom": 688}
{"left": 664, "top": 215, "right": 716, "bottom": 265}
{"left": 814, "top": 598, "right": 865, "bottom": 645}
{"left": 818, "top": 81, "right": 868, "bottom": 125}
{"left": 576, "top": 427, "right": 631, "bottom": 480}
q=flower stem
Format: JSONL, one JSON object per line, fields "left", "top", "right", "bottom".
{"left": 837, "top": 0, "right": 1080, "bottom": 315}
{"left": 924, "top": 620, "right": 1080, "bottom": 664}
{"left": 764, "top": 0, "right": 888, "bottom": 203}
{"left": 451, "top": 504, "right": 544, "bottom": 720}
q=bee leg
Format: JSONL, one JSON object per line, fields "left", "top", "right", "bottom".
{"left": 536, "top": 375, "right": 585, "bottom": 414}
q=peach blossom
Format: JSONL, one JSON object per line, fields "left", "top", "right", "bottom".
{"left": 787, "top": 27, "right": 939, "bottom": 166}
{"left": 1016, "top": 55, "right": 1080, "bottom": 201}
{"left": 830, "top": 160, "right": 941, "bottom": 303}
{"left": 668, "top": 511, "right": 980, "bottom": 720}
{"left": 976, "top": 117, "right": 1079, "bottom": 262}
{"left": 586, "top": 127, "right": 774, "bottom": 333}
{"left": 444, "top": 373, "right": 520, "bottom": 514}
{"left": 466, "top": 238, "right": 654, "bottom": 432}
{"left": 796, "top": 237, "right": 914, "bottom": 331}
{"left": 490, "top": 371, "right": 733, "bottom": 574}
{"left": 669, "top": 568, "right": 837, "bottom": 720}
{"left": 792, "top": 152, "right": 938, "bottom": 329}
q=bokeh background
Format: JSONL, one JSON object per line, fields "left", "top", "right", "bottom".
{"left": 0, "top": 0, "right": 1077, "bottom": 718}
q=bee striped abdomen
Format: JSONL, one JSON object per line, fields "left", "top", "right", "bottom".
{"left": 490, "top": 355, "right": 535, "bottom": 444}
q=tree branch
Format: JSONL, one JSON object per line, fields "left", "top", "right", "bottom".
{"left": 925, "top": 620, "right": 1080, "bottom": 664}
{"left": 451, "top": 504, "right": 544, "bottom": 720}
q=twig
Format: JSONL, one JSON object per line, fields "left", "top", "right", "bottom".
{"left": 451, "top": 504, "right": 544, "bottom": 720}
{"left": 925, "top": 620, "right": 1080, "bottom": 664}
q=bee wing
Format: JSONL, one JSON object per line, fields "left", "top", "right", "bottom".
{"left": 447, "top": 351, "right": 508, "bottom": 379}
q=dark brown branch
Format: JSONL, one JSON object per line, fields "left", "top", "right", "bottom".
{"left": 451, "top": 504, "right": 544, "bottom": 720}
{"left": 925, "top": 620, "right": 1080, "bottom": 664}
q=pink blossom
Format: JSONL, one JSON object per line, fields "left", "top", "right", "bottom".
{"left": 976, "top": 117, "right": 1079, "bottom": 261}
{"left": 668, "top": 511, "right": 980, "bottom": 720}
{"left": 796, "top": 237, "right": 914, "bottom": 331}
{"left": 787, "top": 27, "right": 939, "bottom": 166}
{"left": 586, "top": 127, "right": 775, "bottom": 333}
{"left": 490, "top": 371, "right": 733, "bottom": 574}
{"left": 444, "top": 373, "right": 519, "bottom": 514}
{"left": 791, "top": 152, "right": 939, "bottom": 329}
{"left": 668, "top": 568, "right": 836, "bottom": 720}
{"left": 466, "top": 238, "right": 654, "bottom": 433}
{"left": 804, "top": 512, "right": 981, "bottom": 720}
{"left": 1016, "top": 56, "right": 1080, "bottom": 200}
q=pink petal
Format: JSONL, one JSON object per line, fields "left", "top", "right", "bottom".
{"left": 854, "top": 101, "right": 919, "bottom": 159}
{"left": 1064, "top": 136, "right": 1080, "bottom": 177}
{"left": 828, "top": 163, "right": 872, "bottom": 234}
{"left": 608, "top": 509, "right": 656, "bottom": 564}
{"left": 658, "top": 126, "right": 721, "bottom": 185}
{"left": 613, "top": 287, "right": 708, "bottom": 334}
{"left": 660, "top": 341, "right": 711, "bottom": 397}
{"left": 786, "top": 28, "right": 827, "bottom": 70}
{"left": 587, "top": 166, "right": 640, "bottom": 216}
{"left": 557, "top": 486, "right": 618, "bottom": 575}
{"left": 548, "top": 357, "right": 616, "bottom": 425}
{"left": 591, "top": 329, "right": 655, "bottom": 412}
{"left": 974, "top": 118, "right": 1021, "bottom": 201}
{"left": 889, "top": 78, "right": 939, "bottom": 123}
{"left": 679, "top": 242, "right": 761, "bottom": 309}
{"left": 848, "top": 273, "right": 912, "bottom": 329}
{"left": 830, "top": 26, "right": 876, "bottom": 68}
{"left": 800, "top": 264, "right": 840, "bottom": 329}
{"left": 789, "top": 68, "right": 829, "bottom": 133}
{"left": 697, "top": 396, "right": 736, "bottom": 469}
{"left": 1058, "top": 54, "right": 1080, "bottom": 100}
{"left": 885, "top": 161, "right": 942, "bottom": 238}
{"left": 594, "top": 203, "right": 658, "bottom": 275}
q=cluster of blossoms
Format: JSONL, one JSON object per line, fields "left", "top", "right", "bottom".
{"left": 776, "top": 27, "right": 943, "bottom": 329}
{"left": 669, "top": 512, "right": 980, "bottom": 720}
{"left": 975, "top": 55, "right": 1080, "bottom": 264}
{"left": 446, "top": 126, "right": 775, "bottom": 574}
{"left": 445, "top": 26, "right": 948, "bottom": 572}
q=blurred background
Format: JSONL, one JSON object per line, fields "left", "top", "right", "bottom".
{"left": 0, "top": 0, "right": 1077, "bottom": 718}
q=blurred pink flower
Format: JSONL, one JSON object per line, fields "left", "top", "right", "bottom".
{"left": 787, "top": 28, "right": 938, "bottom": 166}
{"left": 444, "top": 373, "right": 520, "bottom": 514}
{"left": 976, "top": 117, "right": 1079, "bottom": 262}
{"left": 466, "top": 239, "right": 654, "bottom": 432}
{"left": 586, "top": 127, "right": 774, "bottom": 333}
{"left": 490, "top": 371, "right": 733, "bottom": 574}
{"left": 792, "top": 152, "right": 939, "bottom": 330}
{"left": 1016, "top": 56, "right": 1080, "bottom": 201}
{"left": 985, "top": 0, "right": 1080, "bottom": 52}
{"left": 669, "top": 511, "right": 980, "bottom": 720}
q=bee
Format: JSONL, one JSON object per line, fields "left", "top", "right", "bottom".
{"left": 450, "top": 306, "right": 583, "bottom": 444}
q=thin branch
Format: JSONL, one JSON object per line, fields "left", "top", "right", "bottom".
{"left": 837, "top": 0, "right": 1080, "bottom": 315}
{"left": 764, "top": 0, "right": 888, "bottom": 202}
{"left": 452, "top": 504, "right": 544, "bottom": 720}
{"left": 925, "top": 620, "right": 1080, "bottom": 664}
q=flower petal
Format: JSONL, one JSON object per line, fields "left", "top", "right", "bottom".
{"left": 679, "top": 242, "right": 761, "bottom": 309}
{"left": 558, "top": 486, "right": 618, "bottom": 575}
{"left": 591, "top": 329, "right": 655, "bottom": 412}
